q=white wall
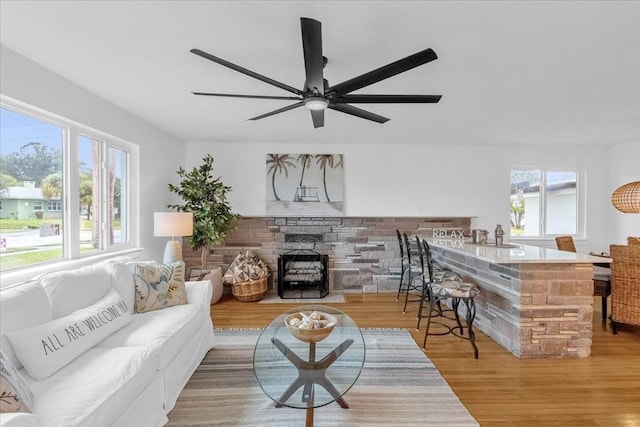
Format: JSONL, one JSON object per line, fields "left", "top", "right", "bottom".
{"left": 0, "top": 45, "right": 183, "bottom": 282}
{"left": 3, "top": 40, "right": 635, "bottom": 282}
{"left": 608, "top": 141, "right": 640, "bottom": 245}
{"left": 185, "top": 141, "right": 618, "bottom": 251}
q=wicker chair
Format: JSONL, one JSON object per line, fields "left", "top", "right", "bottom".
{"left": 555, "top": 235, "right": 577, "bottom": 252}
{"left": 555, "top": 235, "right": 611, "bottom": 320}
{"left": 609, "top": 244, "right": 640, "bottom": 334}
{"left": 627, "top": 236, "right": 640, "bottom": 246}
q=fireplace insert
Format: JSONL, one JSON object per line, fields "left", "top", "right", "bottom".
{"left": 277, "top": 249, "right": 329, "bottom": 299}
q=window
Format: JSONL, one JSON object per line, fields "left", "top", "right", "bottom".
{"left": 47, "top": 201, "right": 62, "bottom": 211}
{"left": 510, "top": 169, "right": 578, "bottom": 237}
{"left": 0, "top": 102, "right": 135, "bottom": 272}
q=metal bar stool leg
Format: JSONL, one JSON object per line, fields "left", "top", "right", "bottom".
{"left": 422, "top": 297, "right": 439, "bottom": 348}
{"left": 396, "top": 264, "right": 407, "bottom": 301}
{"left": 464, "top": 298, "right": 479, "bottom": 359}
{"left": 451, "top": 298, "right": 464, "bottom": 335}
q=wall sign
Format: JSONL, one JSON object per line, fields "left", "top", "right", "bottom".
{"left": 432, "top": 228, "right": 465, "bottom": 239}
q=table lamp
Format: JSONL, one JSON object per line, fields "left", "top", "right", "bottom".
{"left": 154, "top": 212, "right": 193, "bottom": 264}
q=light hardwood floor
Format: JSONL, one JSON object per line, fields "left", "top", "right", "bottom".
{"left": 210, "top": 292, "right": 640, "bottom": 427}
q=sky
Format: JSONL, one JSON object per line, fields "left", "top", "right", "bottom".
{"left": 1, "top": 107, "right": 94, "bottom": 176}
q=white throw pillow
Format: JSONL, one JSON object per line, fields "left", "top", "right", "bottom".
{"left": 5, "top": 289, "right": 133, "bottom": 380}
{"left": 39, "top": 261, "right": 113, "bottom": 318}
{"left": 0, "top": 351, "right": 33, "bottom": 413}
{"left": 0, "top": 280, "right": 53, "bottom": 370}
{"left": 109, "top": 260, "right": 142, "bottom": 313}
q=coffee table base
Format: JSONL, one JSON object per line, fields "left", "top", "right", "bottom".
{"left": 271, "top": 337, "right": 354, "bottom": 426}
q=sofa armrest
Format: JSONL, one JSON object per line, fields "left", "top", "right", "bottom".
{"left": 0, "top": 413, "right": 41, "bottom": 427}
{"left": 185, "top": 280, "right": 212, "bottom": 307}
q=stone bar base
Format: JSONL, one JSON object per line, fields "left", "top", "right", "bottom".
{"left": 430, "top": 244, "right": 594, "bottom": 358}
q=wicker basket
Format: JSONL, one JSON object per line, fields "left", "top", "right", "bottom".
{"left": 231, "top": 277, "right": 268, "bottom": 302}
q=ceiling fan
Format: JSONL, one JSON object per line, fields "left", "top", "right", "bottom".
{"left": 190, "top": 17, "right": 441, "bottom": 128}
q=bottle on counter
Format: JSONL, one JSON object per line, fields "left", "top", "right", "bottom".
{"left": 494, "top": 224, "right": 505, "bottom": 247}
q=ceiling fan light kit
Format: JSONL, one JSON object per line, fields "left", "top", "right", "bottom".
{"left": 191, "top": 17, "right": 441, "bottom": 128}
{"left": 304, "top": 97, "right": 329, "bottom": 110}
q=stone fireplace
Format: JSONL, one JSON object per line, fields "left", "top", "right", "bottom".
{"left": 181, "top": 216, "right": 472, "bottom": 294}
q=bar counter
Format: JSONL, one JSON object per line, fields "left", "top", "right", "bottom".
{"left": 424, "top": 238, "right": 609, "bottom": 358}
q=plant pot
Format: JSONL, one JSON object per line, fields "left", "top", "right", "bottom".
{"left": 207, "top": 266, "right": 224, "bottom": 304}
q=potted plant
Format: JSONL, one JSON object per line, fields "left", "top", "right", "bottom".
{"left": 167, "top": 154, "right": 239, "bottom": 269}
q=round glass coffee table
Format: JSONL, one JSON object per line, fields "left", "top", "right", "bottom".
{"left": 253, "top": 305, "right": 365, "bottom": 427}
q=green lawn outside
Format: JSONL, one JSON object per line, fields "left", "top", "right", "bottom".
{"left": 0, "top": 218, "right": 121, "bottom": 270}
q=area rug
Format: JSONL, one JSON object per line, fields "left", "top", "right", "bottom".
{"left": 258, "top": 291, "right": 345, "bottom": 304}
{"left": 166, "top": 328, "right": 478, "bottom": 426}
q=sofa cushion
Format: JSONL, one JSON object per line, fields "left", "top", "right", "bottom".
{"left": 0, "top": 281, "right": 53, "bottom": 370}
{"left": 97, "top": 303, "right": 203, "bottom": 370}
{"left": 39, "top": 261, "right": 112, "bottom": 319}
{"left": 0, "top": 351, "right": 33, "bottom": 413}
{"left": 23, "top": 346, "right": 158, "bottom": 427}
{"left": 6, "top": 289, "right": 133, "bottom": 380}
{"left": 109, "top": 260, "right": 140, "bottom": 312}
{"left": 133, "top": 261, "right": 187, "bottom": 313}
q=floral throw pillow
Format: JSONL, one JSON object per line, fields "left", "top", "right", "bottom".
{"left": 0, "top": 351, "right": 33, "bottom": 414}
{"left": 133, "top": 261, "right": 187, "bottom": 313}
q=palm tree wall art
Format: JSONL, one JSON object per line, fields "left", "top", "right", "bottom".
{"left": 266, "top": 153, "right": 344, "bottom": 216}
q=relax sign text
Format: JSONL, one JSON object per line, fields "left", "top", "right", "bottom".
{"left": 432, "top": 228, "right": 465, "bottom": 239}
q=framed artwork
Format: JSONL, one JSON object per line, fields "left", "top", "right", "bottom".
{"left": 266, "top": 154, "right": 344, "bottom": 216}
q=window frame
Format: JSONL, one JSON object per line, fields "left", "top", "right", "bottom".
{"left": 510, "top": 167, "right": 585, "bottom": 240}
{"left": 0, "top": 96, "right": 140, "bottom": 278}
{"left": 47, "top": 201, "right": 62, "bottom": 212}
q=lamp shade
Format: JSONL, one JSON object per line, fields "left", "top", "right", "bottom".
{"left": 154, "top": 212, "right": 193, "bottom": 237}
{"left": 611, "top": 181, "right": 640, "bottom": 214}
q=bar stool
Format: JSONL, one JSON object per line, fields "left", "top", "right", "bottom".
{"left": 395, "top": 230, "right": 417, "bottom": 301}
{"left": 420, "top": 240, "right": 480, "bottom": 359}
{"left": 401, "top": 233, "right": 424, "bottom": 313}
{"left": 415, "top": 238, "right": 460, "bottom": 329}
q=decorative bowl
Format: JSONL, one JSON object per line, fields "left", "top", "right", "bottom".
{"left": 284, "top": 311, "right": 337, "bottom": 343}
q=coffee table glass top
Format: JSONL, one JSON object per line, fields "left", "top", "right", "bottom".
{"left": 253, "top": 305, "right": 365, "bottom": 410}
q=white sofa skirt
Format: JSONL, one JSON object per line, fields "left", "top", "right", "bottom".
{"left": 163, "top": 320, "right": 215, "bottom": 412}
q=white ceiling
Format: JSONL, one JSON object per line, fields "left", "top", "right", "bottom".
{"left": 1, "top": 1, "right": 639, "bottom": 146}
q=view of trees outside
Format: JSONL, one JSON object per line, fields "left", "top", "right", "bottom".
{"left": 510, "top": 169, "right": 577, "bottom": 237}
{"left": 0, "top": 108, "right": 65, "bottom": 268}
{"left": 0, "top": 107, "right": 127, "bottom": 272}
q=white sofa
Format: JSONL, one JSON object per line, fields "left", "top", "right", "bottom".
{"left": 0, "top": 258, "right": 215, "bottom": 427}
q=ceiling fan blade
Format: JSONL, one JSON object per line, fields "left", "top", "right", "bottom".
{"left": 191, "top": 48, "right": 302, "bottom": 95}
{"left": 327, "top": 48, "right": 438, "bottom": 96}
{"left": 328, "top": 104, "right": 389, "bottom": 124}
{"left": 192, "top": 92, "right": 301, "bottom": 100}
{"left": 310, "top": 109, "right": 324, "bottom": 128}
{"left": 300, "top": 17, "right": 324, "bottom": 95}
{"left": 248, "top": 101, "right": 305, "bottom": 121}
{"left": 336, "top": 94, "right": 442, "bottom": 103}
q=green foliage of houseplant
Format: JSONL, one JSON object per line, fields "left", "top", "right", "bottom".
{"left": 167, "top": 154, "right": 239, "bottom": 268}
